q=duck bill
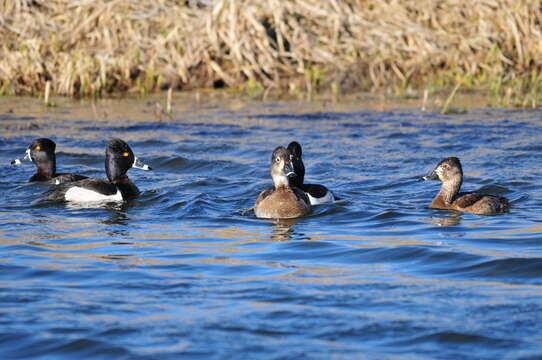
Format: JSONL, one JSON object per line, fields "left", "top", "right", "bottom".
{"left": 422, "top": 170, "right": 439, "bottom": 181}
{"left": 10, "top": 149, "right": 32, "bottom": 166}
{"left": 132, "top": 156, "right": 152, "bottom": 171}
{"left": 283, "top": 162, "right": 296, "bottom": 178}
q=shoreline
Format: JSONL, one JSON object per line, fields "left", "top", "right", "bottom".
{"left": 1, "top": 0, "right": 541, "bottom": 108}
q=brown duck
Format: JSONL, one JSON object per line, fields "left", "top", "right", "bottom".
{"left": 423, "top": 157, "right": 509, "bottom": 215}
{"left": 254, "top": 146, "right": 311, "bottom": 219}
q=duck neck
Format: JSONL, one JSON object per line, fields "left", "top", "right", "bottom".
{"left": 36, "top": 158, "right": 56, "bottom": 179}
{"left": 288, "top": 175, "right": 302, "bottom": 189}
{"left": 438, "top": 178, "right": 462, "bottom": 205}
{"left": 112, "top": 174, "right": 130, "bottom": 185}
{"left": 116, "top": 180, "right": 139, "bottom": 199}
{"left": 272, "top": 174, "right": 290, "bottom": 190}
{"left": 105, "top": 155, "right": 128, "bottom": 183}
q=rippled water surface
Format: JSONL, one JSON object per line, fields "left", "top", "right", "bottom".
{"left": 1, "top": 94, "right": 542, "bottom": 359}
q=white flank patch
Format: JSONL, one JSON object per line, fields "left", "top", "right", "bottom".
{"left": 65, "top": 186, "right": 123, "bottom": 203}
{"left": 307, "top": 191, "right": 335, "bottom": 205}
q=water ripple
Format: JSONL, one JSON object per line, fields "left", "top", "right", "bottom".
{"left": 1, "top": 99, "right": 542, "bottom": 359}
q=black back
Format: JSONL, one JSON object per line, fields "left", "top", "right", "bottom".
{"left": 300, "top": 183, "right": 329, "bottom": 198}
{"left": 53, "top": 173, "right": 88, "bottom": 183}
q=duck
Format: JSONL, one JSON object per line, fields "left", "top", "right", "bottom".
{"left": 287, "top": 141, "right": 335, "bottom": 205}
{"left": 423, "top": 157, "right": 509, "bottom": 215}
{"left": 11, "top": 138, "right": 87, "bottom": 184}
{"left": 45, "top": 138, "right": 151, "bottom": 203}
{"left": 254, "top": 146, "right": 311, "bottom": 219}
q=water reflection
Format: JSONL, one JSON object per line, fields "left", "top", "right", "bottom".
{"left": 101, "top": 210, "right": 130, "bottom": 226}
{"left": 423, "top": 212, "right": 462, "bottom": 227}
{"left": 65, "top": 201, "right": 130, "bottom": 211}
{"left": 101, "top": 211, "right": 132, "bottom": 238}
{"left": 269, "top": 219, "right": 299, "bottom": 242}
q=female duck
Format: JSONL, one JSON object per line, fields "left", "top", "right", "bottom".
{"left": 287, "top": 141, "right": 334, "bottom": 205}
{"left": 11, "top": 138, "right": 87, "bottom": 184}
{"left": 46, "top": 138, "right": 151, "bottom": 202}
{"left": 254, "top": 146, "right": 311, "bottom": 219}
{"left": 423, "top": 157, "right": 509, "bottom": 215}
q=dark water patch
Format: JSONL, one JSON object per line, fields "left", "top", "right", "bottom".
{"left": 391, "top": 331, "right": 519, "bottom": 355}
{"left": 6, "top": 337, "right": 133, "bottom": 360}
{"left": 251, "top": 111, "right": 353, "bottom": 122}
{"left": 152, "top": 156, "right": 188, "bottom": 170}
{"left": 434, "top": 257, "right": 542, "bottom": 284}
{"left": 79, "top": 123, "right": 148, "bottom": 132}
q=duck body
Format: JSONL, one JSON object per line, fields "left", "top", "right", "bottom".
{"left": 299, "top": 183, "right": 335, "bottom": 205}
{"left": 254, "top": 146, "right": 311, "bottom": 219}
{"left": 287, "top": 141, "right": 334, "bottom": 205}
{"left": 11, "top": 138, "right": 87, "bottom": 184}
{"left": 254, "top": 185, "right": 310, "bottom": 219}
{"left": 47, "top": 177, "right": 139, "bottom": 202}
{"left": 424, "top": 157, "right": 509, "bottom": 215}
{"left": 45, "top": 138, "right": 150, "bottom": 203}
{"left": 429, "top": 191, "right": 509, "bottom": 215}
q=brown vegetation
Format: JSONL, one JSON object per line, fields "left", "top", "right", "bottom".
{"left": 1, "top": 0, "right": 542, "bottom": 106}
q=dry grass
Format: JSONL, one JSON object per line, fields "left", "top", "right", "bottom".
{"left": 1, "top": 0, "right": 542, "bottom": 106}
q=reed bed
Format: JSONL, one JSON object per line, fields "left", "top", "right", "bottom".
{"left": 1, "top": 0, "right": 542, "bottom": 106}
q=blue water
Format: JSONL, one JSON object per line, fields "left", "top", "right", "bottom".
{"left": 1, "top": 96, "right": 542, "bottom": 359}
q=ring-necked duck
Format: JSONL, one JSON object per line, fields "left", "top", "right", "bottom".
{"left": 423, "top": 157, "right": 509, "bottom": 215}
{"left": 45, "top": 138, "right": 151, "bottom": 202}
{"left": 287, "top": 141, "right": 335, "bottom": 205}
{"left": 11, "top": 138, "right": 87, "bottom": 184}
{"left": 254, "top": 146, "right": 311, "bottom": 219}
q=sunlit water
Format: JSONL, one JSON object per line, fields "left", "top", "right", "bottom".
{"left": 1, "top": 94, "right": 542, "bottom": 359}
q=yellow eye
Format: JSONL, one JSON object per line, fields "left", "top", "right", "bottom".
{"left": 123, "top": 152, "right": 130, "bottom": 157}
{"left": 35, "top": 145, "right": 41, "bottom": 151}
